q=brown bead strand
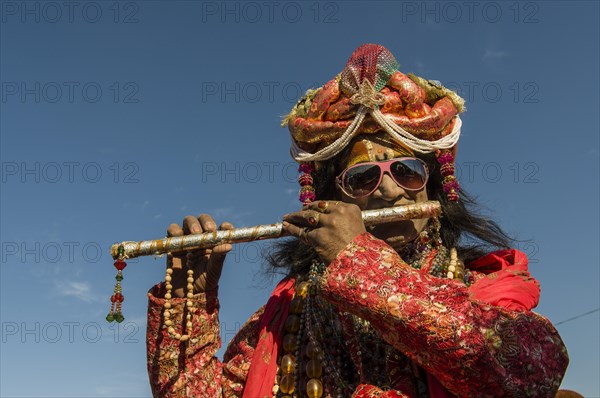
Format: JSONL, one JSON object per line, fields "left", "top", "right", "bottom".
{"left": 303, "top": 293, "right": 325, "bottom": 398}
{"left": 274, "top": 281, "right": 310, "bottom": 397}
{"left": 307, "top": 296, "right": 346, "bottom": 397}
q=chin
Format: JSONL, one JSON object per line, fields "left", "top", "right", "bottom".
{"left": 383, "top": 234, "right": 418, "bottom": 250}
{"left": 367, "top": 220, "right": 418, "bottom": 249}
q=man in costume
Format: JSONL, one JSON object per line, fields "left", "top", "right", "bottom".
{"left": 146, "top": 44, "right": 569, "bottom": 397}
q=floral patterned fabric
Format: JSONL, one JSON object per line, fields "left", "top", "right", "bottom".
{"left": 146, "top": 233, "right": 568, "bottom": 397}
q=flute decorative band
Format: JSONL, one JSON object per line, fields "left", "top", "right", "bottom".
{"left": 110, "top": 201, "right": 441, "bottom": 260}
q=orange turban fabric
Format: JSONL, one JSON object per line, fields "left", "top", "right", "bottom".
{"left": 283, "top": 44, "right": 465, "bottom": 162}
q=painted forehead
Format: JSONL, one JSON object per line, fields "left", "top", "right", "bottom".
{"left": 338, "top": 135, "right": 415, "bottom": 169}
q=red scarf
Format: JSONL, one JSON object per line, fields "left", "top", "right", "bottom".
{"left": 242, "top": 277, "right": 296, "bottom": 398}
{"left": 468, "top": 249, "right": 540, "bottom": 311}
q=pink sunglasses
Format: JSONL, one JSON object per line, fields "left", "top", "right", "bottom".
{"left": 336, "top": 157, "right": 429, "bottom": 199}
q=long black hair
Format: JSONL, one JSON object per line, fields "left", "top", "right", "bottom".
{"left": 265, "top": 150, "right": 515, "bottom": 277}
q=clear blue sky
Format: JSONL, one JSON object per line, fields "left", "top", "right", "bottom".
{"left": 1, "top": 1, "right": 598, "bottom": 397}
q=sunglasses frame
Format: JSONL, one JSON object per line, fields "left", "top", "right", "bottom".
{"left": 335, "top": 157, "right": 430, "bottom": 199}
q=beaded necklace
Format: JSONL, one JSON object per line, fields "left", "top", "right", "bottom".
{"left": 274, "top": 263, "right": 353, "bottom": 398}
{"left": 398, "top": 217, "right": 465, "bottom": 281}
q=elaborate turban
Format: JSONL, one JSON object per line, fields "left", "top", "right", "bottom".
{"left": 283, "top": 44, "right": 465, "bottom": 202}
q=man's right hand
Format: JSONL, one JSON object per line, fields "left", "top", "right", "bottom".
{"left": 166, "top": 214, "right": 234, "bottom": 296}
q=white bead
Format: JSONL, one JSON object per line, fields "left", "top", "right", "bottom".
{"left": 167, "top": 327, "right": 175, "bottom": 334}
{"left": 165, "top": 320, "right": 173, "bottom": 326}
{"left": 164, "top": 302, "right": 171, "bottom": 309}
{"left": 166, "top": 284, "right": 172, "bottom": 290}
{"left": 187, "top": 293, "right": 194, "bottom": 299}
{"left": 186, "top": 322, "right": 193, "bottom": 329}
{"left": 186, "top": 301, "right": 193, "bottom": 308}
{"left": 166, "top": 268, "right": 173, "bottom": 274}
{"left": 165, "top": 275, "right": 172, "bottom": 282}
{"left": 163, "top": 310, "right": 171, "bottom": 318}
{"left": 179, "top": 334, "right": 189, "bottom": 342}
{"left": 187, "top": 277, "right": 194, "bottom": 283}
{"left": 174, "top": 333, "right": 181, "bottom": 340}
{"left": 447, "top": 271, "right": 454, "bottom": 279}
{"left": 187, "top": 270, "right": 194, "bottom": 275}
{"left": 186, "top": 314, "right": 192, "bottom": 320}
{"left": 448, "top": 265, "right": 456, "bottom": 272}
{"left": 165, "top": 293, "right": 172, "bottom": 299}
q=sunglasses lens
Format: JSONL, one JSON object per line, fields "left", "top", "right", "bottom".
{"left": 342, "top": 164, "right": 381, "bottom": 197}
{"left": 390, "top": 159, "right": 427, "bottom": 189}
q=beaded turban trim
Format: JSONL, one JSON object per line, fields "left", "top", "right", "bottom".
{"left": 282, "top": 44, "right": 466, "bottom": 163}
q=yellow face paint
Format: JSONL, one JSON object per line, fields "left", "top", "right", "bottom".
{"left": 338, "top": 133, "right": 415, "bottom": 170}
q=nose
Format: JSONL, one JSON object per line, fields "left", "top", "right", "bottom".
{"left": 371, "top": 172, "right": 408, "bottom": 201}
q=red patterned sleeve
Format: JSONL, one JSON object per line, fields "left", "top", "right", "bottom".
{"left": 146, "top": 283, "right": 261, "bottom": 397}
{"left": 319, "top": 233, "right": 569, "bottom": 398}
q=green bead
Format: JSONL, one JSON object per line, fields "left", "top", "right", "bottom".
{"left": 115, "top": 274, "right": 123, "bottom": 281}
{"left": 114, "top": 313, "right": 125, "bottom": 323}
{"left": 117, "top": 245, "right": 125, "bottom": 255}
{"left": 106, "top": 313, "right": 115, "bottom": 322}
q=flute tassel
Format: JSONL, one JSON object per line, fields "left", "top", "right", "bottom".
{"left": 106, "top": 244, "right": 126, "bottom": 323}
